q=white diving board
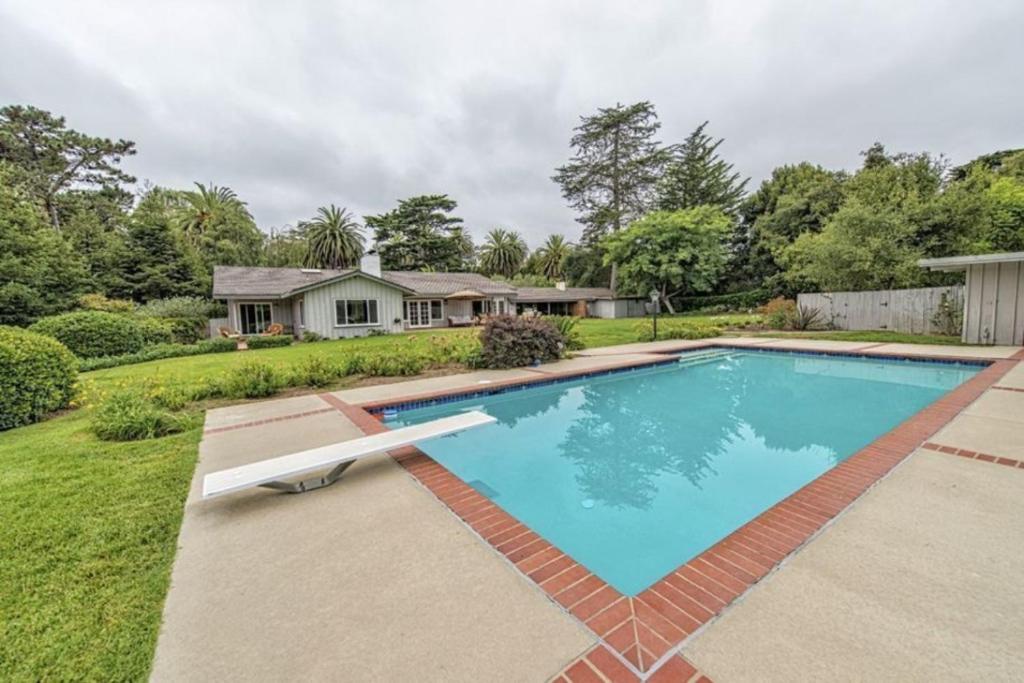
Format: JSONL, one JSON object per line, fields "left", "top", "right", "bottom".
{"left": 202, "top": 410, "right": 496, "bottom": 499}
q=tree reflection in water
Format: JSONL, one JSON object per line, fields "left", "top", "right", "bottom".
{"left": 558, "top": 362, "right": 750, "bottom": 510}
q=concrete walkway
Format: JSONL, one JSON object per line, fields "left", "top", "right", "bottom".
{"left": 151, "top": 395, "right": 593, "bottom": 682}
{"left": 152, "top": 337, "right": 1023, "bottom": 682}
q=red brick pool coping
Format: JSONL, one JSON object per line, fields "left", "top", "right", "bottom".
{"left": 320, "top": 346, "right": 1019, "bottom": 680}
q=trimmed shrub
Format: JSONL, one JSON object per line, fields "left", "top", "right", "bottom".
{"left": 30, "top": 311, "right": 147, "bottom": 359}
{"left": 633, "top": 320, "right": 722, "bottom": 342}
{"left": 0, "top": 325, "right": 78, "bottom": 430}
{"left": 135, "top": 317, "right": 175, "bottom": 346}
{"left": 91, "top": 388, "right": 187, "bottom": 441}
{"left": 78, "top": 293, "right": 135, "bottom": 313}
{"left": 478, "top": 315, "right": 563, "bottom": 369}
{"left": 545, "top": 315, "right": 584, "bottom": 351}
{"left": 220, "top": 359, "right": 285, "bottom": 398}
{"left": 301, "top": 330, "right": 325, "bottom": 342}
{"left": 245, "top": 334, "right": 294, "bottom": 350}
{"left": 675, "top": 288, "right": 771, "bottom": 313}
{"left": 78, "top": 338, "right": 238, "bottom": 372}
{"left": 136, "top": 296, "right": 223, "bottom": 319}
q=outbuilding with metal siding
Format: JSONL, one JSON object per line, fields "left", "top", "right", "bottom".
{"left": 919, "top": 252, "right": 1024, "bottom": 345}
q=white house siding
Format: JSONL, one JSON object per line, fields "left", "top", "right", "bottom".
{"left": 300, "top": 275, "right": 406, "bottom": 338}
{"left": 964, "top": 262, "right": 1024, "bottom": 345}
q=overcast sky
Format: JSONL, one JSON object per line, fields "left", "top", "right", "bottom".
{"left": 1, "top": 0, "right": 1021, "bottom": 246}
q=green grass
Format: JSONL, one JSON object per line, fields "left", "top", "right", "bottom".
{"left": 0, "top": 409, "right": 200, "bottom": 681}
{"left": 749, "top": 329, "right": 964, "bottom": 345}
{"left": 576, "top": 313, "right": 762, "bottom": 348}
{"left": 0, "top": 316, "right": 971, "bottom": 679}
{"left": 83, "top": 328, "right": 470, "bottom": 397}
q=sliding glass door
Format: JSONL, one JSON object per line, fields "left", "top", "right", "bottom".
{"left": 238, "top": 303, "right": 272, "bottom": 334}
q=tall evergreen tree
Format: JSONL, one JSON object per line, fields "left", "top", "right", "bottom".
{"left": 552, "top": 102, "right": 670, "bottom": 289}
{"left": 365, "top": 194, "right": 466, "bottom": 271}
{"left": 656, "top": 121, "right": 748, "bottom": 215}
{"left": 0, "top": 105, "right": 136, "bottom": 230}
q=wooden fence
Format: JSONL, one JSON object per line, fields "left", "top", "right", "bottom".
{"left": 797, "top": 286, "right": 963, "bottom": 335}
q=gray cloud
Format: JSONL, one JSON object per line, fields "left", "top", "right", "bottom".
{"left": 1, "top": 0, "right": 1021, "bottom": 247}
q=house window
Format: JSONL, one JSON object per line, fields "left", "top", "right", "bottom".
{"left": 239, "top": 303, "right": 272, "bottom": 335}
{"left": 430, "top": 300, "right": 443, "bottom": 320}
{"left": 335, "top": 299, "right": 380, "bottom": 326}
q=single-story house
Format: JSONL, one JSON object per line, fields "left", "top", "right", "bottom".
{"left": 515, "top": 286, "right": 649, "bottom": 318}
{"left": 212, "top": 254, "right": 649, "bottom": 339}
{"left": 919, "top": 251, "right": 1024, "bottom": 345}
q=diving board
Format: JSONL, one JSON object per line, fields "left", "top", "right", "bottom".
{"left": 202, "top": 410, "right": 496, "bottom": 499}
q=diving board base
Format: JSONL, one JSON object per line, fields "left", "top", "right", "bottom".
{"left": 258, "top": 460, "right": 356, "bottom": 494}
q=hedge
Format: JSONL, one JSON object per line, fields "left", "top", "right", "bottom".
{"left": 0, "top": 325, "right": 78, "bottom": 430}
{"left": 245, "top": 335, "right": 294, "bottom": 350}
{"left": 78, "top": 337, "right": 238, "bottom": 372}
{"left": 30, "top": 311, "right": 148, "bottom": 359}
{"left": 674, "top": 288, "right": 771, "bottom": 312}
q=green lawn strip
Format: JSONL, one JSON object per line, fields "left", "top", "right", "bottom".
{"left": 576, "top": 313, "right": 761, "bottom": 348}
{"left": 82, "top": 328, "right": 469, "bottom": 395}
{"left": 749, "top": 330, "right": 963, "bottom": 345}
{"left": 0, "top": 410, "right": 200, "bottom": 681}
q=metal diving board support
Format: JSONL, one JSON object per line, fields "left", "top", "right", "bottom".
{"left": 202, "top": 410, "right": 496, "bottom": 499}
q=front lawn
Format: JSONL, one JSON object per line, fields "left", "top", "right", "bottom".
{"left": 0, "top": 410, "right": 200, "bottom": 681}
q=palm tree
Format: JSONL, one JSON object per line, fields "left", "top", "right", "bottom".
{"left": 301, "top": 205, "right": 365, "bottom": 269}
{"left": 535, "top": 234, "right": 572, "bottom": 280}
{"left": 177, "top": 182, "right": 251, "bottom": 245}
{"left": 479, "top": 228, "right": 527, "bottom": 277}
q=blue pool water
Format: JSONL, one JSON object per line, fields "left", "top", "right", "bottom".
{"left": 391, "top": 350, "right": 979, "bottom": 595}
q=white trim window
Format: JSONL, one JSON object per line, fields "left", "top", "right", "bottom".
{"left": 335, "top": 299, "right": 380, "bottom": 327}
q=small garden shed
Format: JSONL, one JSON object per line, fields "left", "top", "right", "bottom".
{"left": 919, "top": 251, "right": 1024, "bottom": 345}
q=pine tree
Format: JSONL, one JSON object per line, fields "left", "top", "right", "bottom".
{"left": 553, "top": 102, "right": 670, "bottom": 289}
{"left": 656, "top": 121, "right": 748, "bottom": 215}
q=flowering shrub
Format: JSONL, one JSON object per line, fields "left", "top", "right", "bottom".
{"left": 633, "top": 320, "right": 722, "bottom": 342}
{"left": 478, "top": 315, "right": 564, "bottom": 369}
{"left": 759, "top": 297, "right": 798, "bottom": 330}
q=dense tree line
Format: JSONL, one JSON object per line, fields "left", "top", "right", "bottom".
{"left": 2, "top": 101, "right": 1022, "bottom": 326}
{"left": 551, "top": 101, "right": 1024, "bottom": 307}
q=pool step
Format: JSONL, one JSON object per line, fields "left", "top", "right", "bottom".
{"left": 675, "top": 349, "right": 735, "bottom": 368}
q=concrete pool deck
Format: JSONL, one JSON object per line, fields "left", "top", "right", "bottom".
{"left": 152, "top": 338, "right": 1024, "bottom": 681}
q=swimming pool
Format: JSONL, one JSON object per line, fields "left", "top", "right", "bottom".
{"left": 390, "top": 349, "right": 980, "bottom": 595}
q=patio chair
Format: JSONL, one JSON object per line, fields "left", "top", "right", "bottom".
{"left": 448, "top": 315, "right": 474, "bottom": 327}
{"left": 202, "top": 410, "right": 496, "bottom": 499}
{"left": 218, "top": 326, "right": 241, "bottom": 339}
{"left": 261, "top": 323, "right": 284, "bottom": 336}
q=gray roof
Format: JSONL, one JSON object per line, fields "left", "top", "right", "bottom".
{"left": 212, "top": 266, "right": 352, "bottom": 298}
{"left": 919, "top": 251, "right": 1024, "bottom": 271}
{"left": 382, "top": 271, "right": 517, "bottom": 296}
{"left": 212, "top": 265, "right": 514, "bottom": 298}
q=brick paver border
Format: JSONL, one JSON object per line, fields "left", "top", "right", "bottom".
{"left": 923, "top": 442, "right": 1024, "bottom": 469}
{"left": 319, "top": 346, "right": 1018, "bottom": 680}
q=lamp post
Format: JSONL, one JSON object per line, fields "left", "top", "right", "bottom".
{"left": 649, "top": 289, "right": 660, "bottom": 340}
